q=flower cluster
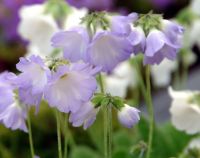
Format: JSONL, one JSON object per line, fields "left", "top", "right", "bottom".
{"left": 0, "top": 11, "right": 184, "bottom": 132}
{"left": 111, "top": 12, "right": 184, "bottom": 65}
{"left": 0, "top": 55, "right": 139, "bottom": 131}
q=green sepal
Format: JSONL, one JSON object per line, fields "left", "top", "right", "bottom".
{"left": 111, "top": 96, "right": 124, "bottom": 110}
{"left": 135, "top": 11, "right": 163, "bottom": 36}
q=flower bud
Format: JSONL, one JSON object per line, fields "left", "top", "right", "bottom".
{"left": 118, "top": 104, "right": 140, "bottom": 128}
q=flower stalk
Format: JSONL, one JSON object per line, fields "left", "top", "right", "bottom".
{"left": 99, "top": 73, "right": 112, "bottom": 158}
{"left": 56, "top": 110, "right": 63, "bottom": 158}
{"left": 63, "top": 114, "right": 68, "bottom": 158}
{"left": 27, "top": 112, "right": 35, "bottom": 158}
{"left": 145, "top": 65, "right": 154, "bottom": 158}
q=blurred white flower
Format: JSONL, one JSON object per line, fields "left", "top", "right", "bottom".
{"left": 189, "top": 20, "right": 200, "bottom": 48}
{"left": 64, "top": 7, "right": 88, "bottom": 29}
{"left": 169, "top": 87, "right": 200, "bottom": 134}
{"left": 188, "top": 138, "right": 200, "bottom": 149}
{"left": 104, "top": 61, "right": 137, "bottom": 98}
{"left": 18, "top": 4, "right": 59, "bottom": 57}
{"left": 190, "top": 0, "right": 200, "bottom": 16}
{"left": 151, "top": 59, "right": 177, "bottom": 87}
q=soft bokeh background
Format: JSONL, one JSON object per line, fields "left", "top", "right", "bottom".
{"left": 1, "top": 0, "right": 200, "bottom": 158}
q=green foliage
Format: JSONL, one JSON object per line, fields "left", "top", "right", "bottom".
{"left": 0, "top": 103, "right": 195, "bottom": 158}
{"left": 70, "top": 146, "right": 100, "bottom": 158}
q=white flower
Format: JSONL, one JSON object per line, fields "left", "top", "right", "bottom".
{"left": 151, "top": 59, "right": 177, "bottom": 87}
{"left": 189, "top": 20, "right": 200, "bottom": 48}
{"left": 190, "top": 0, "right": 200, "bottom": 16}
{"left": 169, "top": 87, "right": 200, "bottom": 134}
{"left": 64, "top": 7, "right": 88, "bottom": 29}
{"left": 18, "top": 4, "right": 59, "bottom": 57}
{"left": 105, "top": 61, "right": 137, "bottom": 98}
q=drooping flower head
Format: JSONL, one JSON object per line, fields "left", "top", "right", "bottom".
{"left": 44, "top": 62, "right": 98, "bottom": 113}
{"left": 16, "top": 55, "right": 50, "bottom": 108}
{"left": 118, "top": 104, "right": 140, "bottom": 128}
{"left": 111, "top": 13, "right": 146, "bottom": 55}
{"left": 111, "top": 12, "right": 184, "bottom": 65}
{"left": 52, "top": 27, "right": 90, "bottom": 62}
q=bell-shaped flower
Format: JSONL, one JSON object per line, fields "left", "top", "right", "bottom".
{"left": 144, "top": 29, "right": 180, "bottom": 65}
{"left": 0, "top": 72, "right": 28, "bottom": 132}
{"left": 161, "top": 20, "right": 184, "bottom": 48}
{"left": 151, "top": 59, "right": 177, "bottom": 87}
{"left": 18, "top": 4, "right": 59, "bottom": 56}
{"left": 44, "top": 63, "right": 97, "bottom": 113}
{"left": 111, "top": 13, "right": 145, "bottom": 54}
{"left": 111, "top": 13, "right": 138, "bottom": 36}
{"left": 51, "top": 27, "right": 90, "bottom": 62}
{"left": 16, "top": 55, "right": 50, "bottom": 107}
{"left": 127, "top": 27, "right": 146, "bottom": 54}
{"left": 88, "top": 31, "right": 132, "bottom": 72}
{"left": 69, "top": 102, "right": 99, "bottom": 129}
{"left": 118, "top": 104, "right": 140, "bottom": 128}
{"left": 169, "top": 87, "right": 200, "bottom": 134}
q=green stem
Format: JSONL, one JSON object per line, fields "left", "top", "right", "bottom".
{"left": 99, "top": 73, "right": 112, "bottom": 158}
{"left": 56, "top": 110, "right": 62, "bottom": 158}
{"left": 27, "top": 112, "right": 35, "bottom": 158}
{"left": 134, "top": 60, "right": 147, "bottom": 100}
{"left": 63, "top": 114, "right": 68, "bottom": 158}
{"left": 145, "top": 65, "right": 154, "bottom": 158}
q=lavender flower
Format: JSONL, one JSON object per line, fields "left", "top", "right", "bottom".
{"left": 0, "top": 101, "right": 28, "bottom": 132}
{"left": 118, "top": 104, "right": 140, "bottom": 128}
{"left": 51, "top": 27, "right": 90, "bottom": 62}
{"left": 44, "top": 62, "right": 97, "bottom": 113}
{"left": 0, "top": 72, "right": 28, "bottom": 132}
{"left": 111, "top": 13, "right": 138, "bottom": 37}
{"left": 16, "top": 55, "right": 50, "bottom": 108}
{"left": 0, "top": 72, "right": 17, "bottom": 112}
{"left": 88, "top": 31, "right": 132, "bottom": 72}
{"left": 144, "top": 29, "right": 180, "bottom": 65}
{"left": 69, "top": 102, "right": 99, "bottom": 129}
{"left": 111, "top": 13, "right": 145, "bottom": 55}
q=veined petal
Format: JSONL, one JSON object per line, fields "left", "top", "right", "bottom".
{"left": 0, "top": 102, "right": 28, "bottom": 132}
{"left": 69, "top": 102, "right": 99, "bottom": 129}
{"left": 51, "top": 27, "right": 90, "bottom": 62}
{"left": 88, "top": 31, "right": 132, "bottom": 72}
{"left": 44, "top": 64, "right": 97, "bottom": 113}
{"left": 16, "top": 55, "right": 50, "bottom": 106}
